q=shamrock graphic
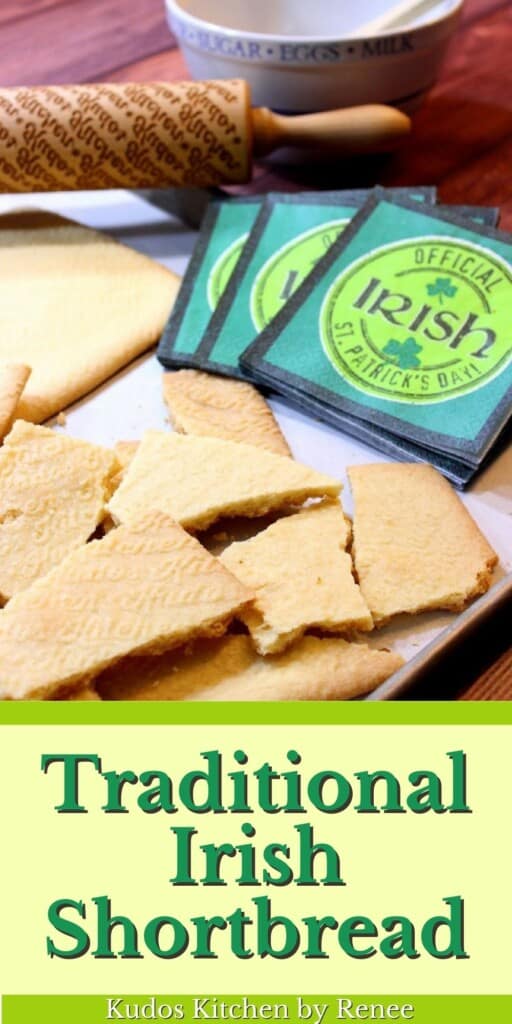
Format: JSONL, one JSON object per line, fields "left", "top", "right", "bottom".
{"left": 427, "top": 276, "right": 458, "bottom": 303}
{"left": 383, "top": 337, "right": 423, "bottom": 370}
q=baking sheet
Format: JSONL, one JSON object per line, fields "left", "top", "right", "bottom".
{"left": 3, "top": 187, "right": 511, "bottom": 698}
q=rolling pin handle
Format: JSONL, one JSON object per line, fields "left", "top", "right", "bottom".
{"left": 252, "top": 104, "right": 412, "bottom": 157}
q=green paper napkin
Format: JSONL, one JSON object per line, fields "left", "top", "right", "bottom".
{"left": 241, "top": 191, "right": 512, "bottom": 476}
{"left": 158, "top": 197, "right": 262, "bottom": 368}
{"left": 190, "top": 188, "right": 440, "bottom": 377}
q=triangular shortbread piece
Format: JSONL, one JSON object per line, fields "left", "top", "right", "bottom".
{"left": 163, "top": 370, "right": 291, "bottom": 455}
{"left": 0, "top": 210, "right": 180, "bottom": 423}
{"left": 0, "top": 421, "right": 118, "bottom": 600}
{"left": 0, "top": 364, "right": 31, "bottom": 440}
{"left": 97, "top": 634, "right": 403, "bottom": 702}
{"left": 221, "top": 502, "right": 372, "bottom": 654}
{"left": 109, "top": 431, "right": 341, "bottom": 531}
{"left": 349, "top": 463, "right": 498, "bottom": 624}
{"left": 0, "top": 511, "right": 252, "bottom": 700}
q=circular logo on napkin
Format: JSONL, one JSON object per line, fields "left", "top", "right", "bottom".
{"left": 251, "top": 220, "right": 349, "bottom": 331}
{"left": 320, "top": 237, "right": 512, "bottom": 403}
{"left": 207, "top": 233, "right": 248, "bottom": 311}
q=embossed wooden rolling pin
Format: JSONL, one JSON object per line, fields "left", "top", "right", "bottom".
{"left": 0, "top": 79, "right": 410, "bottom": 192}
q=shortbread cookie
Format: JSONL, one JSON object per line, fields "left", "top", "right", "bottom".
{"left": 348, "top": 463, "right": 498, "bottom": 624}
{"left": 162, "top": 369, "right": 290, "bottom": 455}
{"left": 114, "top": 440, "right": 140, "bottom": 471}
{"left": 109, "top": 431, "right": 341, "bottom": 531}
{"left": 97, "top": 634, "right": 403, "bottom": 701}
{"left": 221, "top": 502, "right": 372, "bottom": 653}
{"left": 0, "top": 209, "right": 180, "bottom": 423}
{"left": 0, "top": 421, "right": 118, "bottom": 600}
{"left": 0, "top": 364, "right": 31, "bottom": 440}
{"left": 0, "top": 511, "right": 252, "bottom": 700}
{"left": 111, "top": 440, "right": 140, "bottom": 489}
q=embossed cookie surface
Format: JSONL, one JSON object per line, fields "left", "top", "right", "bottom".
{"left": 0, "top": 364, "right": 30, "bottom": 440}
{"left": 221, "top": 502, "right": 372, "bottom": 654}
{"left": 0, "top": 421, "right": 117, "bottom": 600}
{"left": 348, "top": 463, "right": 498, "bottom": 624}
{"left": 0, "top": 209, "right": 180, "bottom": 423}
{"left": 163, "top": 369, "right": 290, "bottom": 455}
{"left": 109, "top": 431, "right": 341, "bottom": 531}
{"left": 0, "top": 511, "right": 252, "bottom": 700}
{"left": 97, "top": 633, "right": 403, "bottom": 701}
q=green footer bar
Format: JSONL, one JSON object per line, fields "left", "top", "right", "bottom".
{"left": 3, "top": 995, "right": 510, "bottom": 1024}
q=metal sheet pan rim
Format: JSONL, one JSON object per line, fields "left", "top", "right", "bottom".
{"left": 367, "top": 572, "right": 512, "bottom": 700}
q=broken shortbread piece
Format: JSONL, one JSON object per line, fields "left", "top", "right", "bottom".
{"left": 97, "top": 633, "right": 403, "bottom": 701}
{"left": 114, "top": 440, "right": 140, "bottom": 471}
{"left": 348, "top": 463, "right": 498, "bottom": 624}
{"left": 0, "top": 421, "right": 118, "bottom": 600}
{"left": 0, "top": 511, "right": 253, "bottom": 700}
{"left": 110, "top": 440, "right": 140, "bottom": 490}
{"left": 0, "top": 364, "right": 31, "bottom": 440}
{"left": 0, "top": 209, "right": 180, "bottom": 423}
{"left": 221, "top": 502, "right": 372, "bottom": 654}
{"left": 109, "top": 431, "right": 341, "bottom": 531}
{"left": 162, "top": 369, "right": 290, "bottom": 455}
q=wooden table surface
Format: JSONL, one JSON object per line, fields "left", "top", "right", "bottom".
{"left": 2, "top": 0, "right": 511, "bottom": 698}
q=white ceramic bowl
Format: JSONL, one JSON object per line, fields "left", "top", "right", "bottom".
{"left": 165, "top": 0, "right": 464, "bottom": 113}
